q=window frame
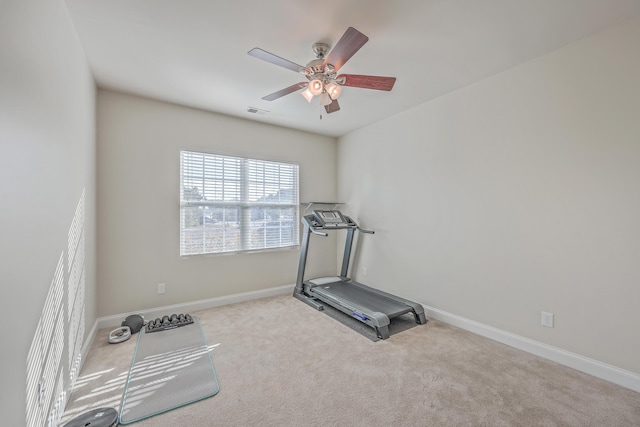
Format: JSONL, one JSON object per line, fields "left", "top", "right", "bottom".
{"left": 179, "top": 150, "right": 300, "bottom": 257}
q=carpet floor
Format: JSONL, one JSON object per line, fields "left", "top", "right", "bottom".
{"left": 60, "top": 294, "right": 640, "bottom": 426}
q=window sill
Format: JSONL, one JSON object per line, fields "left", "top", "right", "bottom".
{"left": 180, "top": 244, "right": 300, "bottom": 259}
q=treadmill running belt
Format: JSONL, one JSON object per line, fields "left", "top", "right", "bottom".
{"left": 312, "top": 280, "right": 412, "bottom": 318}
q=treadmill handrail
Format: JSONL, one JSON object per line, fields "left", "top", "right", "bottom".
{"left": 311, "top": 228, "right": 328, "bottom": 237}
{"left": 358, "top": 227, "right": 374, "bottom": 234}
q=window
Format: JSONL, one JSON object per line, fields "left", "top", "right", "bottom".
{"left": 180, "top": 150, "right": 299, "bottom": 256}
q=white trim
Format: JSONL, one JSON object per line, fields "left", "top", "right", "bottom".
{"left": 80, "top": 319, "right": 98, "bottom": 371}
{"left": 66, "top": 286, "right": 293, "bottom": 424}
{"left": 424, "top": 304, "right": 640, "bottom": 393}
{"left": 57, "top": 319, "right": 99, "bottom": 427}
{"left": 97, "top": 284, "right": 295, "bottom": 330}
{"left": 86, "top": 286, "right": 639, "bottom": 393}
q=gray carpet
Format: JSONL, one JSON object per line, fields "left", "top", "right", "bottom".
{"left": 119, "top": 317, "right": 219, "bottom": 424}
{"left": 60, "top": 294, "right": 640, "bottom": 426}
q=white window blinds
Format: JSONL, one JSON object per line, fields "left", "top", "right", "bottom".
{"left": 180, "top": 150, "right": 299, "bottom": 256}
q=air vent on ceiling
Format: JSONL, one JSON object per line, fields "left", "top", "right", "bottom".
{"left": 247, "top": 107, "right": 269, "bottom": 115}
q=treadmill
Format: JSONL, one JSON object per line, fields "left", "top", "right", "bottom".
{"left": 294, "top": 209, "right": 427, "bottom": 339}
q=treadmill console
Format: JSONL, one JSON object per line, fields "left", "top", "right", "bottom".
{"left": 312, "top": 210, "right": 351, "bottom": 228}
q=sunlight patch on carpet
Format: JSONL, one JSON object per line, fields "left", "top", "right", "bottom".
{"left": 119, "top": 317, "right": 219, "bottom": 424}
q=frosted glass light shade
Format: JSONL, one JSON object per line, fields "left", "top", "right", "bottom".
{"left": 301, "top": 88, "right": 314, "bottom": 103}
{"left": 308, "top": 79, "right": 324, "bottom": 96}
{"left": 319, "top": 92, "right": 332, "bottom": 106}
{"left": 325, "top": 82, "right": 342, "bottom": 100}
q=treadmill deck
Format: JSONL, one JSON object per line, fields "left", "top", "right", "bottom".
{"left": 309, "top": 279, "right": 413, "bottom": 319}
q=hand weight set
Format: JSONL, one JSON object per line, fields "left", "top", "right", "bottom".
{"left": 62, "top": 407, "right": 119, "bottom": 427}
{"left": 145, "top": 313, "right": 193, "bottom": 333}
{"left": 108, "top": 314, "right": 144, "bottom": 344}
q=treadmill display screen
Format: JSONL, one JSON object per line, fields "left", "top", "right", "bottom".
{"left": 314, "top": 210, "right": 346, "bottom": 226}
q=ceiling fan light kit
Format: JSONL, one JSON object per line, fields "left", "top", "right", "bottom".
{"left": 248, "top": 27, "right": 396, "bottom": 114}
{"left": 301, "top": 87, "right": 314, "bottom": 103}
{"left": 319, "top": 92, "right": 332, "bottom": 106}
{"left": 308, "top": 78, "right": 324, "bottom": 96}
{"left": 325, "top": 82, "right": 342, "bottom": 100}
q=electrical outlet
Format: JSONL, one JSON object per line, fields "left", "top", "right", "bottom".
{"left": 362, "top": 266, "right": 368, "bottom": 276}
{"left": 157, "top": 283, "right": 166, "bottom": 294}
{"left": 541, "top": 311, "right": 554, "bottom": 328}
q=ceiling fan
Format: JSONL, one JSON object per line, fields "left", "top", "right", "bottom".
{"left": 248, "top": 27, "right": 396, "bottom": 114}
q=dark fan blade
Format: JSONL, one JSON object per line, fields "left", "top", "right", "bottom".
{"left": 261, "top": 82, "right": 307, "bottom": 101}
{"left": 325, "top": 99, "right": 340, "bottom": 114}
{"left": 248, "top": 48, "right": 305, "bottom": 73}
{"left": 337, "top": 74, "right": 396, "bottom": 91}
{"left": 322, "top": 27, "right": 368, "bottom": 72}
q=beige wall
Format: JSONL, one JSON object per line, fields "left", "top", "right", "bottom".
{"left": 338, "top": 17, "right": 640, "bottom": 374}
{"left": 0, "top": 0, "right": 97, "bottom": 425}
{"left": 97, "top": 90, "right": 338, "bottom": 316}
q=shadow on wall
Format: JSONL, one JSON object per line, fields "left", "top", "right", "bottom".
{"left": 25, "top": 189, "right": 86, "bottom": 427}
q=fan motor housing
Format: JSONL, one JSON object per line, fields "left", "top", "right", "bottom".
{"left": 304, "top": 60, "right": 336, "bottom": 81}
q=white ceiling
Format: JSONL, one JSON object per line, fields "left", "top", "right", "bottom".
{"left": 64, "top": 0, "right": 640, "bottom": 138}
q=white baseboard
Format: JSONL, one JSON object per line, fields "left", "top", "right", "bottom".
{"left": 424, "top": 304, "right": 640, "bottom": 393}
{"left": 96, "top": 284, "right": 295, "bottom": 330}
{"left": 63, "top": 287, "right": 291, "bottom": 425}
{"left": 81, "top": 319, "right": 98, "bottom": 369}
{"left": 84, "top": 286, "right": 639, "bottom": 394}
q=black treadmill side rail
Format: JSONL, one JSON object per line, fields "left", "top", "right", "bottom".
{"left": 293, "top": 217, "right": 325, "bottom": 311}
{"left": 341, "top": 227, "right": 355, "bottom": 278}
{"left": 294, "top": 218, "right": 312, "bottom": 295}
